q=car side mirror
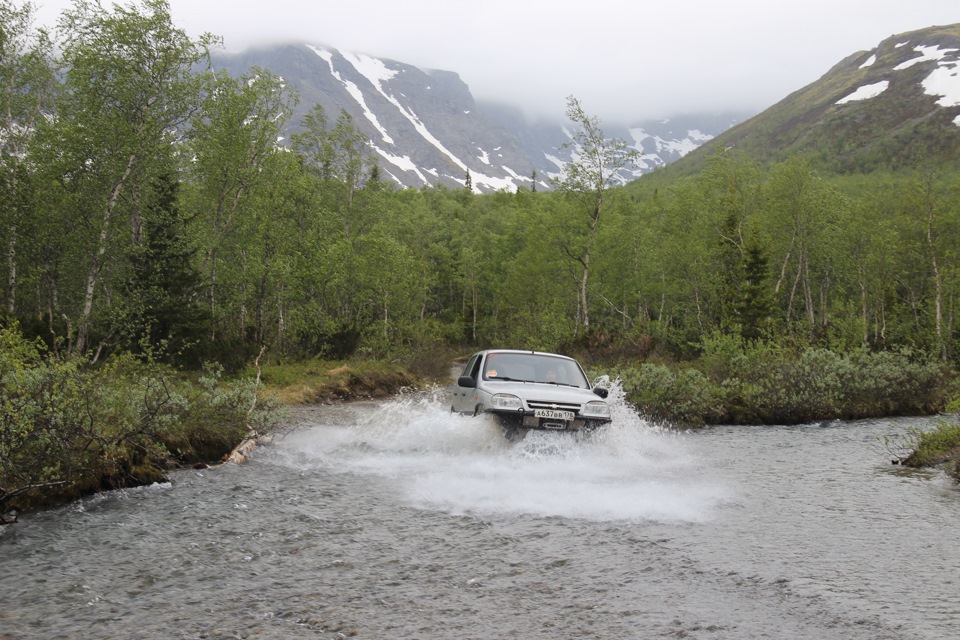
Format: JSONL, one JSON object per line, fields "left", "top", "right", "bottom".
{"left": 458, "top": 376, "right": 477, "bottom": 388}
{"left": 592, "top": 386, "right": 609, "bottom": 399}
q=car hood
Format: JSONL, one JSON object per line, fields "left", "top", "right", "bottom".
{"left": 482, "top": 381, "right": 603, "bottom": 403}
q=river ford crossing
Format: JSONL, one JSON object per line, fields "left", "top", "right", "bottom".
{"left": 1, "top": 386, "right": 959, "bottom": 639}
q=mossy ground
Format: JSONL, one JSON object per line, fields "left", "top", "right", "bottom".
{"left": 254, "top": 359, "right": 429, "bottom": 405}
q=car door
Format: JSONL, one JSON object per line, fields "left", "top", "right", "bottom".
{"left": 453, "top": 353, "right": 480, "bottom": 413}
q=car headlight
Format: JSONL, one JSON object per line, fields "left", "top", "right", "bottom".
{"left": 490, "top": 394, "right": 523, "bottom": 410}
{"left": 582, "top": 401, "right": 610, "bottom": 418}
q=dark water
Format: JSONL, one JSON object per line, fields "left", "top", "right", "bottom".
{"left": 2, "top": 386, "right": 958, "bottom": 639}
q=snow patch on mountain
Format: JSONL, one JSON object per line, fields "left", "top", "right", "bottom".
{"left": 838, "top": 80, "right": 889, "bottom": 104}
{"left": 890, "top": 43, "right": 960, "bottom": 118}
{"left": 921, "top": 55, "right": 960, "bottom": 107}
{"left": 213, "top": 43, "right": 742, "bottom": 192}
{"left": 308, "top": 45, "right": 535, "bottom": 192}
{"left": 894, "top": 44, "right": 957, "bottom": 70}
{"left": 308, "top": 46, "right": 396, "bottom": 145}
{"left": 340, "top": 48, "right": 469, "bottom": 171}
{"left": 630, "top": 127, "right": 713, "bottom": 156}
{"left": 834, "top": 41, "right": 960, "bottom": 122}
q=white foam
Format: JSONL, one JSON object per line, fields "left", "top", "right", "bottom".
{"left": 272, "top": 385, "right": 732, "bottom": 524}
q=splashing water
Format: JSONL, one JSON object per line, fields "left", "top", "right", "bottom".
{"left": 266, "top": 381, "right": 732, "bottom": 525}
{"left": 4, "top": 384, "right": 953, "bottom": 640}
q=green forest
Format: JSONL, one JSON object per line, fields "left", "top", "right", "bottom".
{"left": 3, "top": 0, "right": 960, "bottom": 515}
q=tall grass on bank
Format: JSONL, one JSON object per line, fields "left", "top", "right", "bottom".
{"left": 610, "top": 337, "right": 952, "bottom": 426}
{"left": 894, "top": 394, "right": 960, "bottom": 480}
{"left": 0, "top": 325, "right": 281, "bottom": 521}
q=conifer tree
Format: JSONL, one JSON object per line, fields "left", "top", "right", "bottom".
{"left": 45, "top": 0, "right": 216, "bottom": 356}
{"left": 124, "top": 172, "right": 209, "bottom": 363}
{"left": 736, "top": 235, "right": 774, "bottom": 341}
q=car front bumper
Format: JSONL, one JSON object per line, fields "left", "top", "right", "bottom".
{"left": 487, "top": 409, "right": 610, "bottom": 431}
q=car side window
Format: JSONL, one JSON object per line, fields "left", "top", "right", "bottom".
{"left": 461, "top": 354, "right": 478, "bottom": 378}
{"left": 461, "top": 354, "right": 483, "bottom": 383}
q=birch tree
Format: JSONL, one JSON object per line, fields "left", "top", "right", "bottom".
{"left": 183, "top": 67, "right": 293, "bottom": 344}
{"left": 291, "top": 106, "right": 375, "bottom": 240}
{"left": 0, "top": 0, "right": 55, "bottom": 315}
{"left": 901, "top": 165, "right": 957, "bottom": 360}
{"left": 41, "top": 0, "right": 215, "bottom": 356}
{"left": 552, "top": 96, "right": 637, "bottom": 332}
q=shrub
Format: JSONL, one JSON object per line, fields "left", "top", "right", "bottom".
{"left": 159, "top": 363, "right": 283, "bottom": 463}
{"left": 844, "top": 348, "right": 948, "bottom": 416}
{"left": 1, "top": 326, "right": 91, "bottom": 515}
{"left": 0, "top": 324, "right": 281, "bottom": 519}
{"left": 615, "top": 363, "right": 724, "bottom": 426}
{"left": 900, "top": 393, "right": 960, "bottom": 478}
{"left": 612, "top": 338, "right": 951, "bottom": 426}
{"left": 901, "top": 419, "right": 960, "bottom": 469}
{"left": 738, "top": 348, "right": 848, "bottom": 423}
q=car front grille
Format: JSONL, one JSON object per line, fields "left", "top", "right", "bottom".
{"left": 527, "top": 400, "right": 581, "bottom": 413}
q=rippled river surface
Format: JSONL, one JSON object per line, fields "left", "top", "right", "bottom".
{"left": 3, "top": 388, "right": 959, "bottom": 639}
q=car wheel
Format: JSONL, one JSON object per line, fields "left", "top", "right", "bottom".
{"left": 473, "top": 403, "right": 485, "bottom": 416}
{"left": 501, "top": 425, "right": 527, "bottom": 442}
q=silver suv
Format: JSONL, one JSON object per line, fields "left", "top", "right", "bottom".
{"left": 452, "top": 350, "right": 611, "bottom": 436}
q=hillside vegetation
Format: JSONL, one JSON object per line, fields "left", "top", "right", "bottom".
{"left": 662, "top": 24, "right": 960, "bottom": 177}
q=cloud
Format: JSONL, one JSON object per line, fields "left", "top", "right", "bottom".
{"left": 33, "top": 0, "right": 960, "bottom": 124}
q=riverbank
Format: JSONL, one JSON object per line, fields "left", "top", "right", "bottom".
{"left": 1, "top": 344, "right": 446, "bottom": 522}
{"left": 602, "top": 350, "right": 960, "bottom": 480}
{"left": 247, "top": 354, "right": 960, "bottom": 485}
{"left": 604, "top": 347, "right": 956, "bottom": 427}
{"left": 899, "top": 400, "right": 960, "bottom": 481}
{"left": 255, "top": 359, "right": 426, "bottom": 405}
{"left": 5, "top": 344, "right": 957, "bottom": 524}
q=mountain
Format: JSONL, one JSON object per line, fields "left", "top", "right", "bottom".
{"left": 212, "top": 44, "right": 744, "bottom": 192}
{"left": 662, "top": 23, "right": 960, "bottom": 177}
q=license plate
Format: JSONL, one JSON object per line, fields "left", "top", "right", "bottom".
{"left": 535, "top": 408, "right": 574, "bottom": 421}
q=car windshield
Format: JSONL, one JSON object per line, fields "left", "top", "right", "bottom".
{"left": 481, "top": 353, "right": 589, "bottom": 388}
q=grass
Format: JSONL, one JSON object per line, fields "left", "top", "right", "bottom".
{"left": 903, "top": 419, "right": 960, "bottom": 471}
{"left": 253, "top": 358, "right": 427, "bottom": 405}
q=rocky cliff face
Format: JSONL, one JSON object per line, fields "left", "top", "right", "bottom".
{"left": 213, "top": 43, "right": 743, "bottom": 192}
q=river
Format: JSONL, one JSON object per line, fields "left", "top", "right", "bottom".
{"left": 1, "top": 385, "right": 958, "bottom": 639}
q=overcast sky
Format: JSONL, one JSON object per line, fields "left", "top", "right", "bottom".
{"left": 33, "top": 0, "right": 960, "bottom": 124}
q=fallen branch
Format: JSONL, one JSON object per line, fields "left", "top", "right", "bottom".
{"left": 223, "top": 431, "right": 272, "bottom": 464}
